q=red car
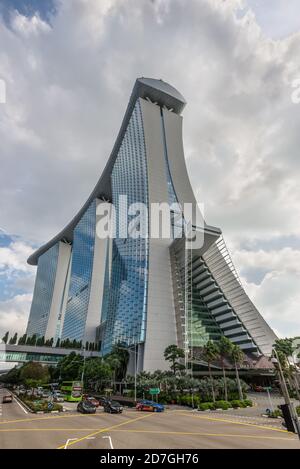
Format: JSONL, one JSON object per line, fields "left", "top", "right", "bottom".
{"left": 253, "top": 385, "right": 264, "bottom": 392}
{"left": 82, "top": 395, "right": 99, "bottom": 407}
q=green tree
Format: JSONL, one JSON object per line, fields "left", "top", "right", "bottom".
{"left": 9, "top": 332, "right": 18, "bottom": 345}
{"left": 105, "top": 355, "right": 121, "bottom": 390}
{"left": 20, "top": 362, "right": 50, "bottom": 385}
{"left": 274, "top": 338, "right": 294, "bottom": 360}
{"left": 275, "top": 338, "right": 300, "bottom": 400}
{"left": 0, "top": 365, "right": 20, "bottom": 384}
{"left": 108, "top": 344, "right": 130, "bottom": 381}
{"left": 18, "top": 333, "right": 27, "bottom": 345}
{"left": 164, "top": 344, "right": 185, "bottom": 375}
{"left": 202, "top": 340, "right": 219, "bottom": 402}
{"left": 55, "top": 352, "right": 84, "bottom": 381}
{"left": 55, "top": 337, "right": 60, "bottom": 348}
{"left": 230, "top": 344, "right": 244, "bottom": 401}
{"left": 84, "top": 358, "right": 112, "bottom": 389}
{"left": 218, "top": 336, "right": 234, "bottom": 401}
{"left": 2, "top": 331, "right": 9, "bottom": 344}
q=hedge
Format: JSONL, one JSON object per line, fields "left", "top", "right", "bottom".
{"left": 197, "top": 399, "right": 253, "bottom": 411}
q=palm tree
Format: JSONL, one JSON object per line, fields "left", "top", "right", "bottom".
{"left": 218, "top": 336, "right": 234, "bottom": 401}
{"left": 230, "top": 344, "right": 244, "bottom": 401}
{"left": 106, "top": 355, "right": 121, "bottom": 391}
{"left": 275, "top": 338, "right": 300, "bottom": 401}
{"left": 202, "top": 340, "right": 219, "bottom": 402}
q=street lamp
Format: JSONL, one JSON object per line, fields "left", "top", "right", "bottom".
{"left": 271, "top": 348, "right": 300, "bottom": 439}
{"left": 81, "top": 346, "right": 86, "bottom": 384}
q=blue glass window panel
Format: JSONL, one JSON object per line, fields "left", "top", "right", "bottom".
{"left": 26, "top": 243, "right": 59, "bottom": 338}
{"left": 101, "top": 101, "right": 149, "bottom": 354}
{"left": 61, "top": 200, "right": 96, "bottom": 341}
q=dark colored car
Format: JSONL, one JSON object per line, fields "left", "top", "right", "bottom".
{"left": 82, "top": 395, "right": 100, "bottom": 407}
{"left": 98, "top": 396, "right": 109, "bottom": 406}
{"left": 136, "top": 399, "right": 164, "bottom": 412}
{"left": 2, "top": 393, "right": 13, "bottom": 403}
{"left": 104, "top": 400, "right": 123, "bottom": 414}
{"left": 77, "top": 400, "right": 96, "bottom": 414}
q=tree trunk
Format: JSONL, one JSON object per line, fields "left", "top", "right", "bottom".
{"left": 222, "top": 360, "right": 228, "bottom": 401}
{"left": 208, "top": 363, "right": 215, "bottom": 402}
{"left": 234, "top": 359, "right": 243, "bottom": 401}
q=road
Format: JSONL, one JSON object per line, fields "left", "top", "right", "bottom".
{"left": 0, "top": 388, "right": 299, "bottom": 449}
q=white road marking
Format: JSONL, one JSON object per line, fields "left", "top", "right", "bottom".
{"left": 64, "top": 438, "right": 78, "bottom": 449}
{"left": 14, "top": 398, "right": 28, "bottom": 415}
{"left": 103, "top": 435, "right": 114, "bottom": 449}
{"left": 64, "top": 436, "right": 95, "bottom": 449}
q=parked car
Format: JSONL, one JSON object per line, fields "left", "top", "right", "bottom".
{"left": 104, "top": 400, "right": 123, "bottom": 414}
{"left": 253, "top": 385, "right": 264, "bottom": 392}
{"left": 2, "top": 393, "right": 13, "bottom": 403}
{"left": 53, "top": 392, "right": 64, "bottom": 403}
{"left": 77, "top": 400, "right": 97, "bottom": 414}
{"left": 98, "top": 396, "right": 109, "bottom": 406}
{"left": 136, "top": 400, "right": 164, "bottom": 412}
{"left": 82, "top": 395, "right": 99, "bottom": 407}
{"left": 41, "top": 390, "right": 51, "bottom": 399}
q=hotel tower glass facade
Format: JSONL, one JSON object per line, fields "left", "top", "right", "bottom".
{"left": 26, "top": 78, "right": 277, "bottom": 371}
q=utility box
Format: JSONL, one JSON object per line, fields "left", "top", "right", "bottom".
{"left": 279, "top": 404, "right": 296, "bottom": 433}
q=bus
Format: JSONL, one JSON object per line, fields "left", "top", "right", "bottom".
{"left": 61, "top": 381, "right": 83, "bottom": 402}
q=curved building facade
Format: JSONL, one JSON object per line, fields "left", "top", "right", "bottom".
{"left": 26, "top": 77, "right": 277, "bottom": 371}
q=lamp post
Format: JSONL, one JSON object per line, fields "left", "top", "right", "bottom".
{"left": 272, "top": 348, "right": 300, "bottom": 439}
{"left": 128, "top": 344, "right": 138, "bottom": 403}
{"left": 81, "top": 346, "right": 86, "bottom": 385}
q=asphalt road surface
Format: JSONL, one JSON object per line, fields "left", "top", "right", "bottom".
{"left": 0, "top": 388, "right": 299, "bottom": 449}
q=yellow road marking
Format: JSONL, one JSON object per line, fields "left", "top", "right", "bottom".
{"left": 109, "top": 429, "right": 296, "bottom": 441}
{"left": 0, "top": 428, "right": 98, "bottom": 432}
{"left": 181, "top": 413, "right": 289, "bottom": 434}
{"left": 57, "top": 412, "right": 155, "bottom": 449}
{"left": 0, "top": 412, "right": 107, "bottom": 426}
{"left": 0, "top": 427, "right": 296, "bottom": 442}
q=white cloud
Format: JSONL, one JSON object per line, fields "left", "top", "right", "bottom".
{"left": 11, "top": 12, "right": 51, "bottom": 37}
{"left": 0, "top": 293, "right": 32, "bottom": 338}
{"left": 244, "top": 271, "right": 300, "bottom": 337}
{"left": 0, "top": 0, "right": 300, "bottom": 337}
{"left": 0, "top": 241, "right": 34, "bottom": 274}
{"left": 234, "top": 247, "right": 300, "bottom": 276}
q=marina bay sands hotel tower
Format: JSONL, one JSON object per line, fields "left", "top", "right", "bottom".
{"left": 26, "top": 78, "right": 276, "bottom": 371}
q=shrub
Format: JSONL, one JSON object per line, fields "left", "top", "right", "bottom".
{"left": 268, "top": 409, "right": 282, "bottom": 419}
{"left": 214, "top": 400, "right": 230, "bottom": 410}
{"left": 230, "top": 400, "right": 243, "bottom": 408}
{"left": 23, "top": 398, "right": 63, "bottom": 413}
{"left": 296, "top": 406, "right": 300, "bottom": 416}
{"left": 198, "top": 402, "right": 214, "bottom": 411}
{"left": 243, "top": 399, "right": 253, "bottom": 407}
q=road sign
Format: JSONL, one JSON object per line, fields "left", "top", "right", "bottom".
{"left": 149, "top": 388, "right": 160, "bottom": 395}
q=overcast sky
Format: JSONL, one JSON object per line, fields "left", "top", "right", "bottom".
{"left": 0, "top": 0, "right": 300, "bottom": 345}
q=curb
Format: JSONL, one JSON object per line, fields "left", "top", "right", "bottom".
{"left": 12, "top": 392, "right": 34, "bottom": 413}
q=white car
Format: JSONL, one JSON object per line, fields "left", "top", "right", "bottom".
{"left": 53, "top": 392, "right": 64, "bottom": 402}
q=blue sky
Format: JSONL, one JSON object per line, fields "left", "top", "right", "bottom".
{"left": 0, "top": 0, "right": 56, "bottom": 23}
{"left": 1, "top": 0, "right": 300, "bottom": 343}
